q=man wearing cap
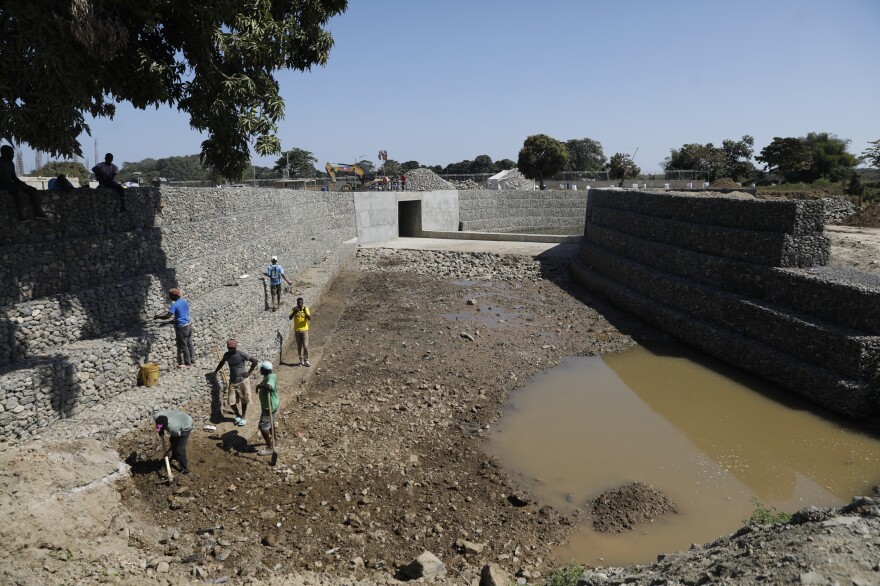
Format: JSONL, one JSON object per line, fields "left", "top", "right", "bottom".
{"left": 255, "top": 361, "right": 279, "bottom": 456}
{"left": 154, "top": 288, "right": 195, "bottom": 368}
{"left": 266, "top": 256, "right": 293, "bottom": 311}
{"left": 207, "top": 339, "right": 258, "bottom": 426}
{"left": 154, "top": 409, "right": 193, "bottom": 475}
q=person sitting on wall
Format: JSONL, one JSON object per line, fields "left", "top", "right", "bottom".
{"left": 0, "top": 144, "right": 50, "bottom": 221}
{"left": 92, "top": 152, "right": 127, "bottom": 211}
{"left": 47, "top": 174, "right": 75, "bottom": 193}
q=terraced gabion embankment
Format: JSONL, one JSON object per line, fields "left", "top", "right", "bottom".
{"left": 572, "top": 189, "right": 880, "bottom": 421}
{"left": 0, "top": 187, "right": 357, "bottom": 444}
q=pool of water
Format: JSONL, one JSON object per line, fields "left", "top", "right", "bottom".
{"left": 487, "top": 344, "right": 880, "bottom": 567}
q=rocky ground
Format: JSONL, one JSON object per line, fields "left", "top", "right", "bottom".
{"left": 2, "top": 236, "right": 880, "bottom": 586}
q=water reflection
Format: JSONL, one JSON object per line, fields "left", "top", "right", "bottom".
{"left": 488, "top": 344, "right": 880, "bottom": 566}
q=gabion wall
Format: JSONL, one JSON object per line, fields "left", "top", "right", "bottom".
{"left": 0, "top": 186, "right": 357, "bottom": 442}
{"left": 573, "top": 189, "right": 879, "bottom": 421}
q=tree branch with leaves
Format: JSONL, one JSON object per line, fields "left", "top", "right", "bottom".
{"left": 0, "top": 0, "right": 348, "bottom": 180}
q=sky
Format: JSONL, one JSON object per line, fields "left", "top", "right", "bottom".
{"left": 24, "top": 0, "right": 880, "bottom": 174}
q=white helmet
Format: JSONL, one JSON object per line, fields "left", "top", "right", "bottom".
{"left": 271, "top": 255, "right": 278, "bottom": 262}
{"left": 260, "top": 361, "right": 273, "bottom": 371}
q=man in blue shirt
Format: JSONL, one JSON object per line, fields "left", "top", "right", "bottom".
{"left": 154, "top": 288, "right": 195, "bottom": 367}
{"left": 266, "top": 255, "right": 293, "bottom": 312}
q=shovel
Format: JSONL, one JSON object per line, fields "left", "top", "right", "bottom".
{"left": 159, "top": 434, "right": 175, "bottom": 484}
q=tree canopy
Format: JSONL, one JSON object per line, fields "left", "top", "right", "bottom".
{"left": 565, "top": 138, "right": 606, "bottom": 173}
{"left": 757, "top": 133, "right": 857, "bottom": 182}
{"left": 33, "top": 161, "right": 90, "bottom": 187}
{"left": 606, "top": 153, "right": 641, "bottom": 182}
{"left": 517, "top": 134, "right": 569, "bottom": 189}
{"left": 0, "top": 0, "right": 348, "bottom": 180}
{"left": 863, "top": 140, "right": 880, "bottom": 169}
{"left": 663, "top": 136, "right": 757, "bottom": 182}
{"left": 273, "top": 148, "right": 318, "bottom": 178}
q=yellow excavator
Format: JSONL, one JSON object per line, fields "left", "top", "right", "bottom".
{"left": 325, "top": 163, "right": 377, "bottom": 191}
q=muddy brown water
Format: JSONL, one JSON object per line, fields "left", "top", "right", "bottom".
{"left": 487, "top": 343, "right": 880, "bottom": 567}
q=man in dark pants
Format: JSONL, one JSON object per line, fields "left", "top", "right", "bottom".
{"left": 207, "top": 339, "right": 259, "bottom": 426}
{"left": 92, "top": 152, "right": 127, "bottom": 211}
{"left": 154, "top": 287, "right": 195, "bottom": 367}
{"left": 154, "top": 409, "right": 193, "bottom": 475}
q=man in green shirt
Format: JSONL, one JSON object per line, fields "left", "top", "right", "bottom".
{"left": 255, "top": 361, "right": 279, "bottom": 456}
{"left": 154, "top": 409, "right": 193, "bottom": 475}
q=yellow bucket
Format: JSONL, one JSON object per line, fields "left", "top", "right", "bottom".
{"left": 140, "top": 363, "right": 160, "bottom": 387}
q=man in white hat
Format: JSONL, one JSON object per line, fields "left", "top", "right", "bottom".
{"left": 266, "top": 255, "right": 293, "bottom": 311}
{"left": 255, "top": 360, "right": 279, "bottom": 455}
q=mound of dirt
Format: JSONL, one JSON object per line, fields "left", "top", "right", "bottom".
{"left": 591, "top": 482, "right": 677, "bottom": 533}
{"left": 841, "top": 202, "right": 880, "bottom": 228}
{"left": 709, "top": 178, "right": 740, "bottom": 188}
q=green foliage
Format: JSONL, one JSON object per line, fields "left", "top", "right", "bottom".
{"left": 743, "top": 498, "right": 791, "bottom": 525}
{"left": 380, "top": 160, "right": 403, "bottom": 177}
{"left": 848, "top": 172, "right": 865, "bottom": 196}
{"left": 606, "top": 152, "right": 641, "bottom": 181}
{"left": 544, "top": 563, "right": 585, "bottom": 586}
{"left": 496, "top": 158, "right": 516, "bottom": 171}
{"left": 758, "top": 133, "right": 857, "bottom": 183}
{"left": 565, "top": 138, "right": 606, "bottom": 173}
{"left": 273, "top": 148, "right": 318, "bottom": 178}
{"left": 517, "top": 134, "right": 569, "bottom": 189}
{"left": 470, "top": 154, "right": 495, "bottom": 174}
{"left": 756, "top": 137, "right": 812, "bottom": 181}
{"left": 0, "top": 0, "right": 348, "bottom": 180}
{"left": 401, "top": 160, "right": 421, "bottom": 172}
{"left": 862, "top": 140, "right": 880, "bottom": 169}
{"left": 118, "top": 154, "right": 218, "bottom": 182}
{"left": 664, "top": 135, "right": 756, "bottom": 182}
{"left": 33, "top": 161, "right": 89, "bottom": 187}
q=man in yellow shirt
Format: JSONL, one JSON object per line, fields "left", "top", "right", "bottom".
{"left": 289, "top": 297, "right": 312, "bottom": 367}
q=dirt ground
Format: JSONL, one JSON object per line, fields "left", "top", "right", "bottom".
{"left": 107, "top": 251, "right": 643, "bottom": 584}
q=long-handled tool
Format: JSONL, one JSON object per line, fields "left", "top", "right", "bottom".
{"left": 214, "top": 347, "right": 230, "bottom": 388}
{"left": 269, "top": 406, "right": 278, "bottom": 467}
{"left": 160, "top": 434, "right": 174, "bottom": 484}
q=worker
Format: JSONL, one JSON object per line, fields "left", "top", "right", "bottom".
{"left": 207, "top": 339, "right": 258, "bottom": 426}
{"left": 154, "top": 288, "right": 195, "bottom": 368}
{"left": 266, "top": 255, "right": 293, "bottom": 311}
{"left": 255, "top": 361, "right": 279, "bottom": 456}
{"left": 154, "top": 409, "right": 193, "bottom": 475}
{"left": 289, "top": 297, "right": 311, "bottom": 367}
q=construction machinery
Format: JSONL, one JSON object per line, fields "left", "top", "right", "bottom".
{"left": 325, "top": 163, "right": 377, "bottom": 191}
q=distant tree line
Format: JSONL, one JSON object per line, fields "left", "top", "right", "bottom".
{"left": 84, "top": 133, "right": 877, "bottom": 190}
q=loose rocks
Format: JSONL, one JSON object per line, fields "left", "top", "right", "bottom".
{"left": 401, "top": 168, "right": 454, "bottom": 192}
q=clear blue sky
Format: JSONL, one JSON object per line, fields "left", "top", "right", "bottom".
{"left": 36, "top": 0, "right": 880, "bottom": 174}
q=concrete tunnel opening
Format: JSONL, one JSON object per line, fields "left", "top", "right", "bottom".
{"left": 398, "top": 200, "right": 422, "bottom": 237}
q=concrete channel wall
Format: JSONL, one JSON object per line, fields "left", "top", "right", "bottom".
{"left": 572, "top": 188, "right": 880, "bottom": 421}
{"left": 0, "top": 186, "right": 357, "bottom": 442}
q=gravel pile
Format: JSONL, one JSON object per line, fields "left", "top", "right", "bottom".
{"left": 823, "top": 196, "right": 858, "bottom": 224}
{"left": 450, "top": 179, "right": 481, "bottom": 190}
{"left": 403, "top": 168, "right": 454, "bottom": 191}
{"left": 357, "top": 248, "right": 569, "bottom": 283}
